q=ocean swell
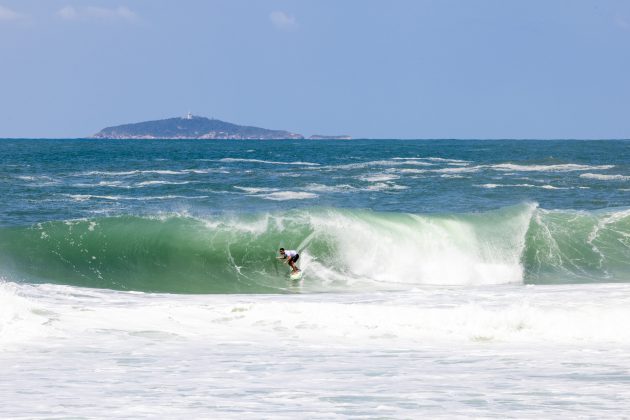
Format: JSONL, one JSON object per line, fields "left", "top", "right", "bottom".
{"left": 0, "top": 204, "right": 629, "bottom": 293}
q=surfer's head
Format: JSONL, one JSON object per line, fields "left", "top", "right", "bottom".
{"left": 279, "top": 248, "right": 285, "bottom": 255}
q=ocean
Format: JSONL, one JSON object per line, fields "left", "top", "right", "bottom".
{"left": 1, "top": 139, "right": 629, "bottom": 418}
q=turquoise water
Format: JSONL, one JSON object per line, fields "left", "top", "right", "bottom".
{"left": 1, "top": 139, "right": 629, "bottom": 292}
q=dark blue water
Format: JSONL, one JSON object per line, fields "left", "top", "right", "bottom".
{"left": 1, "top": 139, "right": 629, "bottom": 226}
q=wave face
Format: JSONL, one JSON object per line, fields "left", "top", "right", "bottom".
{"left": 524, "top": 208, "right": 630, "bottom": 284}
{"left": 1, "top": 205, "right": 629, "bottom": 293}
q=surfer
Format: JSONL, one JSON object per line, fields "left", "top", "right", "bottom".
{"left": 278, "top": 248, "right": 300, "bottom": 274}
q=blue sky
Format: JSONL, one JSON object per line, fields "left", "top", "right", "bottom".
{"left": 1, "top": 0, "right": 629, "bottom": 138}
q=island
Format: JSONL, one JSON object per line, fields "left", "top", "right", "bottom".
{"left": 92, "top": 113, "right": 306, "bottom": 140}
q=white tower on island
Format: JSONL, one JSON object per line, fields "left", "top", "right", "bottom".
{"left": 184, "top": 111, "right": 193, "bottom": 120}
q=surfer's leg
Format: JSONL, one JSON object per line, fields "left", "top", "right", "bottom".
{"left": 291, "top": 255, "right": 300, "bottom": 272}
{"left": 289, "top": 255, "right": 299, "bottom": 272}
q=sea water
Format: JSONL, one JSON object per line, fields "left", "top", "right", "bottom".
{"left": 1, "top": 139, "right": 629, "bottom": 418}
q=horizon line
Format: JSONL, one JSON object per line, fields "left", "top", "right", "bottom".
{"left": 1, "top": 137, "right": 629, "bottom": 141}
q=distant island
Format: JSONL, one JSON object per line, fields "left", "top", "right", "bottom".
{"left": 92, "top": 113, "right": 351, "bottom": 140}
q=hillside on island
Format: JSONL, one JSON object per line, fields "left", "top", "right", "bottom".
{"left": 92, "top": 114, "right": 305, "bottom": 140}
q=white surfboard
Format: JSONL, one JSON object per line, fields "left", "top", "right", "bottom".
{"left": 289, "top": 270, "right": 303, "bottom": 280}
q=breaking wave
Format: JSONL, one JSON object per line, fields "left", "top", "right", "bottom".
{"left": 0, "top": 204, "right": 629, "bottom": 293}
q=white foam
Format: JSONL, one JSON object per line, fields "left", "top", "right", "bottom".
{"left": 8, "top": 281, "right": 630, "bottom": 348}
{"left": 14, "top": 175, "right": 59, "bottom": 186}
{"left": 394, "top": 163, "right": 615, "bottom": 176}
{"left": 67, "top": 194, "right": 118, "bottom": 201}
{"left": 440, "top": 174, "right": 466, "bottom": 179}
{"left": 580, "top": 173, "right": 630, "bottom": 181}
{"left": 0, "top": 283, "right": 50, "bottom": 348}
{"left": 476, "top": 184, "right": 566, "bottom": 190}
{"left": 236, "top": 182, "right": 406, "bottom": 194}
{"left": 397, "top": 168, "right": 428, "bottom": 174}
{"left": 65, "top": 194, "right": 208, "bottom": 202}
{"left": 197, "top": 213, "right": 275, "bottom": 234}
{"left": 219, "top": 158, "right": 319, "bottom": 166}
{"left": 423, "top": 157, "right": 471, "bottom": 164}
{"left": 80, "top": 170, "right": 181, "bottom": 176}
{"left": 236, "top": 186, "right": 329, "bottom": 199}
{"left": 364, "top": 182, "right": 408, "bottom": 191}
{"left": 358, "top": 174, "right": 401, "bottom": 182}
{"left": 321, "top": 158, "right": 474, "bottom": 172}
{"left": 303, "top": 183, "right": 355, "bottom": 193}
{"left": 76, "top": 169, "right": 222, "bottom": 177}
{"left": 304, "top": 205, "right": 535, "bottom": 287}
{"left": 260, "top": 191, "right": 319, "bottom": 201}
{"left": 432, "top": 166, "right": 482, "bottom": 174}
{"left": 233, "top": 186, "right": 279, "bottom": 194}
{"left": 136, "top": 180, "right": 193, "bottom": 187}
{"left": 72, "top": 181, "right": 129, "bottom": 188}
{"left": 16, "top": 175, "right": 57, "bottom": 182}
{"left": 4, "top": 282, "right": 630, "bottom": 417}
{"left": 391, "top": 157, "right": 471, "bottom": 164}
{"left": 323, "top": 160, "right": 434, "bottom": 170}
{"left": 491, "top": 163, "right": 614, "bottom": 172}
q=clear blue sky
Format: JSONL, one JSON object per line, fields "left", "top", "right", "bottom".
{"left": 1, "top": 0, "right": 629, "bottom": 138}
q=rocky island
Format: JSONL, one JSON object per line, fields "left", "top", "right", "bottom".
{"left": 92, "top": 114, "right": 306, "bottom": 140}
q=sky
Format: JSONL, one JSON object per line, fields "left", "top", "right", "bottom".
{"left": 0, "top": 0, "right": 629, "bottom": 139}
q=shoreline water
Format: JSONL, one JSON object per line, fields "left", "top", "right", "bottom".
{"left": 3, "top": 281, "right": 630, "bottom": 417}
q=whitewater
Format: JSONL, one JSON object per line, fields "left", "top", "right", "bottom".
{"left": 1, "top": 139, "right": 629, "bottom": 418}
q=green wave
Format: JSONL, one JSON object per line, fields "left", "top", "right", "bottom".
{"left": 524, "top": 208, "right": 630, "bottom": 284}
{"left": 0, "top": 205, "right": 629, "bottom": 293}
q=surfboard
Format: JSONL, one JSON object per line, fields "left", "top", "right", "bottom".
{"left": 289, "top": 270, "right": 303, "bottom": 280}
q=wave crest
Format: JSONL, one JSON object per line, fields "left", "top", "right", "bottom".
{"left": 1, "top": 205, "right": 629, "bottom": 293}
